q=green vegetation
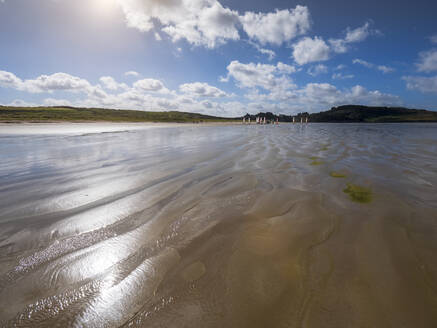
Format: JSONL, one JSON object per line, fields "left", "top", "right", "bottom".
{"left": 309, "top": 156, "right": 324, "bottom": 165}
{"left": 343, "top": 183, "right": 372, "bottom": 203}
{"left": 3, "top": 104, "right": 437, "bottom": 123}
{"left": 309, "top": 105, "right": 437, "bottom": 123}
{"left": 330, "top": 171, "right": 346, "bottom": 178}
{"left": 0, "top": 106, "right": 239, "bottom": 123}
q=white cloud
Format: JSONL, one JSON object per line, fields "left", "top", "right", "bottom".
{"left": 416, "top": 49, "right": 437, "bottom": 73}
{"left": 223, "top": 60, "right": 296, "bottom": 90}
{"left": 99, "top": 76, "right": 128, "bottom": 91}
{"left": 116, "top": 0, "right": 240, "bottom": 48}
{"left": 115, "top": 2, "right": 312, "bottom": 49}
{"left": 298, "top": 83, "right": 401, "bottom": 108}
{"left": 345, "top": 85, "right": 400, "bottom": 106}
{"left": 247, "top": 41, "right": 276, "bottom": 60}
{"left": 429, "top": 35, "right": 437, "bottom": 44}
{"left": 257, "top": 47, "right": 276, "bottom": 60}
{"left": 246, "top": 82, "right": 401, "bottom": 112}
{"left": 240, "top": 6, "right": 311, "bottom": 45}
{"left": 302, "top": 83, "right": 340, "bottom": 104}
{"left": 353, "top": 59, "right": 395, "bottom": 73}
{"left": 344, "top": 22, "right": 371, "bottom": 43}
{"left": 329, "top": 22, "right": 373, "bottom": 54}
{"left": 0, "top": 70, "right": 92, "bottom": 94}
{"left": 403, "top": 75, "right": 437, "bottom": 93}
{"left": 276, "top": 62, "right": 297, "bottom": 74}
{"left": 307, "top": 64, "right": 328, "bottom": 76}
{"left": 25, "top": 73, "right": 92, "bottom": 93}
{"left": 353, "top": 58, "right": 374, "bottom": 68}
{"left": 0, "top": 70, "right": 22, "bottom": 89}
{"left": 377, "top": 65, "right": 395, "bottom": 74}
{"left": 332, "top": 72, "right": 354, "bottom": 80}
{"left": 292, "top": 37, "right": 330, "bottom": 65}
{"left": 179, "top": 82, "right": 227, "bottom": 98}
{"left": 335, "top": 64, "right": 346, "bottom": 70}
{"left": 133, "top": 78, "right": 170, "bottom": 93}
{"left": 0, "top": 68, "right": 403, "bottom": 117}
{"left": 125, "top": 71, "right": 139, "bottom": 77}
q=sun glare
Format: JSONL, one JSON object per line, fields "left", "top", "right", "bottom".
{"left": 90, "top": 0, "right": 119, "bottom": 18}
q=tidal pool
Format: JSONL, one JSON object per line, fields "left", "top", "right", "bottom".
{"left": 0, "top": 122, "right": 437, "bottom": 327}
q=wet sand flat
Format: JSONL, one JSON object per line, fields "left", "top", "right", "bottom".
{"left": 0, "top": 123, "right": 437, "bottom": 327}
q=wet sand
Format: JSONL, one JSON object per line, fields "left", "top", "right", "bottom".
{"left": 0, "top": 123, "right": 437, "bottom": 327}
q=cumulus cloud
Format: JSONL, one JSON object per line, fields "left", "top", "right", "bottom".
{"left": 222, "top": 60, "right": 296, "bottom": 90}
{"left": 292, "top": 37, "right": 330, "bottom": 65}
{"left": 179, "top": 82, "right": 227, "bottom": 97}
{"left": 99, "top": 76, "right": 128, "bottom": 91}
{"left": 307, "top": 64, "right": 328, "bottom": 76}
{"left": 0, "top": 68, "right": 403, "bottom": 117}
{"left": 240, "top": 6, "right": 311, "bottom": 45}
{"left": 25, "top": 73, "right": 92, "bottom": 93}
{"left": 246, "top": 82, "right": 401, "bottom": 111}
{"left": 403, "top": 75, "right": 437, "bottom": 93}
{"left": 416, "top": 49, "right": 437, "bottom": 73}
{"left": 133, "top": 78, "right": 170, "bottom": 93}
{"left": 115, "top": 1, "right": 311, "bottom": 49}
{"left": 276, "top": 62, "right": 297, "bottom": 74}
{"left": 0, "top": 70, "right": 92, "bottom": 93}
{"left": 345, "top": 85, "right": 400, "bottom": 106}
{"left": 116, "top": 0, "right": 240, "bottom": 48}
{"left": 297, "top": 83, "right": 401, "bottom": 108}
{"left": 0, "top": 70, "right": 22, "bottom": 89}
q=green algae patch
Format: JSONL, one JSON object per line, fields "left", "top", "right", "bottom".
{"left": 330, "top": 171, "right": 346, "bottom": 178}
{"left": 343, "top": 184, "right": 372, "bottom": 203}
{"left": 309, "top": 156, "right": 325, "bottom": 165}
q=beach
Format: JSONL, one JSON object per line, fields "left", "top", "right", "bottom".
{"left": 1, "top": 122, "right": 437, "bottom": 327}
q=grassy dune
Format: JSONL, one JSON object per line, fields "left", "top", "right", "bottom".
{"left": 309, "top": 105, "right": 437, "bottom": 123}
{"left": 0, "top": 106, "right": 239, "bottom": 123}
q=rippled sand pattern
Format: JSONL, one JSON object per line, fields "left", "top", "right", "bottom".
{"left": 1, "top": 123, "right": 437, "bottom": 327}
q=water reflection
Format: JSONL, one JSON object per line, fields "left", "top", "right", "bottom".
{"left": 0, "top": 123, "right": 437, "bottom": 327}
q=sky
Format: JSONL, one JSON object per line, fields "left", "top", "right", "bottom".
{"left": 0, "top": 0, "right": 437, "bottom": 117}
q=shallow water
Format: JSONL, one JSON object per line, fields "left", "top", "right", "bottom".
{"left": 0, "top": 123, "right": 437, "bottom": 327}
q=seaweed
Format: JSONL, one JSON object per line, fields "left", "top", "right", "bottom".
{"left": 343, "top": 183, "right": 372, "bottom": 203}
{"left": 330, "top": 171, "right": 346, "bottom": 178}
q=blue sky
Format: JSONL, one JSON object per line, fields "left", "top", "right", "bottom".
{"left": 1, "top": 0, "right": 436, "bottom": 116}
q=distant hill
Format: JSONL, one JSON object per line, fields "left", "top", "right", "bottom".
{"left": 246, "top": 105, "right": 437, "bottom": 123}
{"left": 1, "top": 104, "right": 437, "bottom": 123}
{"left": 308, "top": 105, "right": 437, "bottom": 123}
{"left": 0, "top": 106, "right": 238, "bottom": 123}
